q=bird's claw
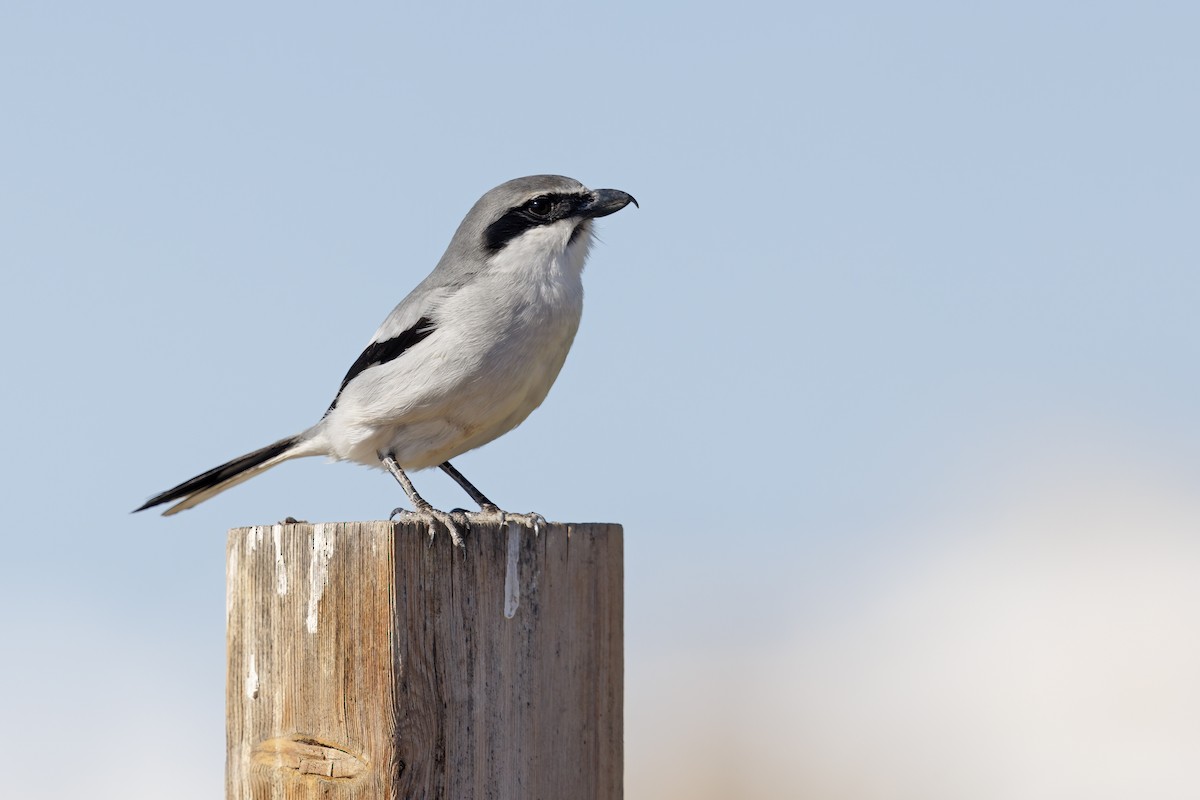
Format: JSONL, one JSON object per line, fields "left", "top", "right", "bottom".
{"left": 389, "top": 504, "right": 544, "bottom": 543}
{"left": 390, "top": 506, "right": 467, "bottom": 548}
{"left": 465, "top": 508, "right": 545, "bottom": 536}
{"left": 507, "top": 511, "right": 546, "bottom": 536}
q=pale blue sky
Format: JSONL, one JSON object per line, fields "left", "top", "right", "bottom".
{"left": 3, "top": 3, "right": 1199, "bottom": 797}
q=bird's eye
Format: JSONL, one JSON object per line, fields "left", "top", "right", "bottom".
{"left": 526, "top": 197, "right": 552, "bottom": 218}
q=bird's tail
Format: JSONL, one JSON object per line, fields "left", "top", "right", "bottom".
{"left": 134, "top": 434, "right": 310, "bottom": 516}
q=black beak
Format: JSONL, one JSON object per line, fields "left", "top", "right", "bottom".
{"left": 580, "top": 189, "right": 638, "bottom": 219}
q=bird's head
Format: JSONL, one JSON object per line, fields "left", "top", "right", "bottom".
{"left": 437, "top": 175, "right": 637, "bottom": 278}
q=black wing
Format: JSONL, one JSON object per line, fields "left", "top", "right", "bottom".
{"left": 326, "top": 316, "right": 437, "bottom": 412}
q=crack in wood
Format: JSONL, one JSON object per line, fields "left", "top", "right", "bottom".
{"left": 252, "top": 735, "right": 367, "bottom": 781}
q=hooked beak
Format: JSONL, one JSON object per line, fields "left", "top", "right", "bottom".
{"left": 580, "top": 189, "right": 638, "bottom": 219}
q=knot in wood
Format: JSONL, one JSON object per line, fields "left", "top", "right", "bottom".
{"left": 252, "top": 735, "right": 367, "bottom": 781}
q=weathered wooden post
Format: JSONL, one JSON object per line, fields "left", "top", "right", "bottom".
{"left": 225, "top": 520, "right": 623, "bottom": 799}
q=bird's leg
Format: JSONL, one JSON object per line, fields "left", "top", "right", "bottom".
{"left": 439, "top": 460, "right": 499, "bottom": 512}
{"left": 381, "top": 452, "right": 465, "bottom": 547}
{"left": 438, "top": 460, "right": 545, "bottom": 534}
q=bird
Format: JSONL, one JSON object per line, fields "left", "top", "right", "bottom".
{"left": 135, "top": 174, "right": 636, "bottom": 545}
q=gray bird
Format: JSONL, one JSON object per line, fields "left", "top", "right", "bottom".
{"left": 135, "top": 175, "right": 636, "bottom": 545}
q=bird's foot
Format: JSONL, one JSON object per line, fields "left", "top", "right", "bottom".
{"left": 389, "top": 504, "right": 467, "bottom": 548}
{"left": 464, "top": 505, "right": 546, "bottom": 535}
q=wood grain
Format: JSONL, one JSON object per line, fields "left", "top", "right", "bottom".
{"left": 226, "top": 521, "right": 623, "bottom": 800}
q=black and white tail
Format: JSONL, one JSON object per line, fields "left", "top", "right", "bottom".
{"left": 134, "top": 435, "right": 305, "bottom": 516}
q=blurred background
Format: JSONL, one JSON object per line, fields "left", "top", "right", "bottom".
{"left": 3, "top": 2, "right": 1198, "bottom": 798}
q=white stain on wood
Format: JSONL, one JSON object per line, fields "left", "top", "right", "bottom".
{"left": 246, "top": 652, "right": 259, "bottom": 699}
{"left": 272, "top": 524, "right": 288, "bottom": 595}
{"left": 504, "top": 522, "right": 521, "bottom": 618}
{"left": 226, "top": 534, "right": 241, "bottom": 622}
{"left": 306, "top": 523, "right": 335, "bottom": 633}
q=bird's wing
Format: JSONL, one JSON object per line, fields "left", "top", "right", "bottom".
{"left": 326, "top": 207, "right": 492, "bottom": 412}
{"left": 327, "top": 314, "right": 437, "bottom": 410}
{"left": 325, "top": 253, "right": 480, "bottom": 413}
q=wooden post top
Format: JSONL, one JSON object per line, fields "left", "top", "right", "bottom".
{"left": 226, "top": 520, "right": 623, "bottom": 800}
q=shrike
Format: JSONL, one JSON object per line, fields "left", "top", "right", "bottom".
{"left": 136, "top": 175, "right": 636, "bottom": 545}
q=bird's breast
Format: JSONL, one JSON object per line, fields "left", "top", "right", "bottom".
{"left": 446, "top": 251, "right": 585, "bottom": 382}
